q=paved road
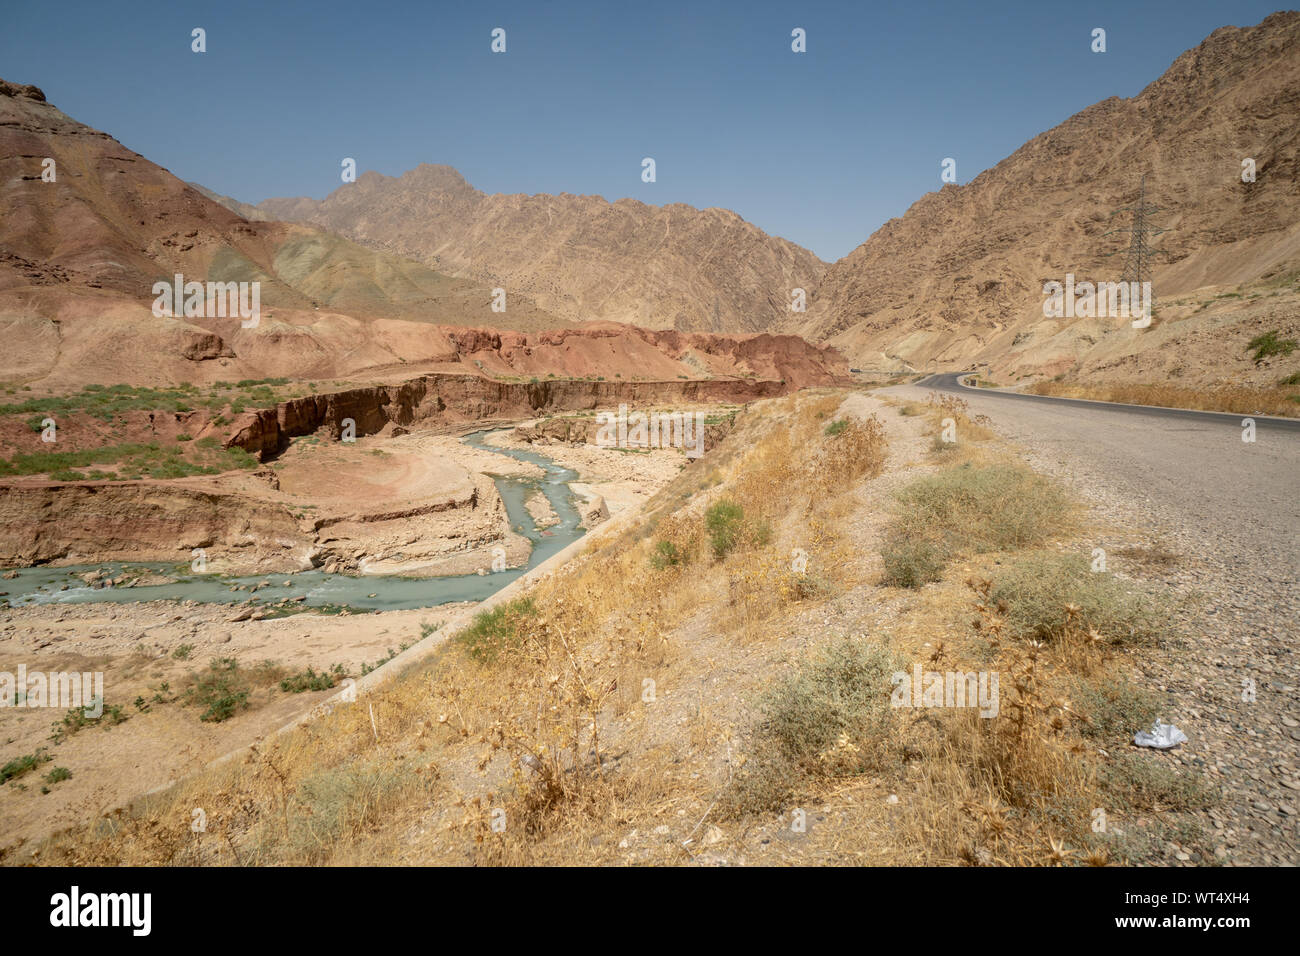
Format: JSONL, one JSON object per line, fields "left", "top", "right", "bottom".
{"left": 898, "top": 373, "right": 1298, "bottom": 580}
{"left": 884, "top": 373, "right": 1300, "bottom": 865}
{"left": 920, "top": 371, "right": 1300, "bottom": 434}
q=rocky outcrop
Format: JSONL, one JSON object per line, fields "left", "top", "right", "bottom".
{"left": 581, "top": 495, "right": 609, "bottom": 529}
{"left": 0, "top": 480, "right": 312, "bottom": 567}
{"left": 512, "top": 411, "right": 735, "bottom": 451}
{"left": 225, "top": 374, "right": 775, "bottom": 460}
{"left": 0, "top": 80, "right": 45, "bottom": 101}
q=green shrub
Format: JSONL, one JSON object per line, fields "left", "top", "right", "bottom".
{"left": 823, "top": 419, "right": 849, "bottom": 437}
{"left": 1247, "top": 330, "right": 1297, "bottom": 364}
{"left": 50, "top": 700, "right": 115, "bottom": 742}
{"left": 186, "top": 658, "right": 251, "bottom": 722}
{"left": 249, "top": 758, "right": 419, "bottom": 863}
{"left": 881, "top": 533, "right": 949, "bottom": 587}
{"left": 457, "top": 597, "right": 536, "bottom": 662}
{"left": 1072, "top": 677, "right": 1162, "bottom": 740}
{"left": 990, "top": 552, "right": 1170, "bottom": 645}
{"left": 649, "top": 539, "right": 683, "bottom": 570}
{"left": 1, "top": 749, "right": 51, "bottom": 785}
{"left": 1102, "top": 753, "right": 1218, "bottom": 812}
{"left": 723, "top": 638, "right": 899, "bottom": 815}
{"left": 704, "top": 499, "right": 745, "bottom": 559}
{"left": 881, "top": 464, "right": 1070, "bottom": 588}
{"left": 279, "top": 664, "right": 345, "bottom": 693}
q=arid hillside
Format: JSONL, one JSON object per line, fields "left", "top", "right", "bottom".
{"left": 0, "top": 78, "right": 578, "bottom": 388}
{"left": 0, "top": 80, "right": 846, "bottom": 391}
{"left": 254, "top": 164, "right": 826, "bottom": 334}
{"left": 788, "top": 12, "right": 1300, "bottom": 386}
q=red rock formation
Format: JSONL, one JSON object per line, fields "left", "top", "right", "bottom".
{"left": 224, "top": 373, "right": 793, "bottom": 460}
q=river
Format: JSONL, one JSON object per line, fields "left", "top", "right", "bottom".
{"left": 0, "top": 429, "right": 585, "bottom": 612}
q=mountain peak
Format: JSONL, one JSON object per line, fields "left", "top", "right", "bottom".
{"left": 0, "top": 78, "right": 46, "bottom": 101}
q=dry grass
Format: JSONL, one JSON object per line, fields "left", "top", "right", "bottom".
{"left": 879, "top": 575, "right": 1209, "bottom": 865}
{"left": 13, "top": 388, "right": 1213, "bottom": 867}
{"left": 1027, "top": 380, "right": 1300, "bottom": 418}
{"left": 880, "top": 463, "right": 1072, "bottom": 587}
{"left": 924, "top": 392, "right": 997, "bottom": 457}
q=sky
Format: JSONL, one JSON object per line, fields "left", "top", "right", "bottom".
{"left": 1, "top": 0, "right": 1285, "bottom": 261}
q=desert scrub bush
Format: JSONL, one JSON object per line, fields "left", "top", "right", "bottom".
{"left": 925, "top": 392, "right": 995, "bottom": 441}
{"left": 247, "top": 757, "right": 425, "bottom": 864}
{"left": 43, "top": 766, "right": 72, "bottom": 785}
{"left": 1, "top": 748, "right": 51, "bottom": 785}
{"left": 723, "top": 638, "right": 900, "bottom": 815}
{"left": 457, "top": 597, "right": 537, "bottom": 662}
{"left": 279, "top": 663, "right": 346, "bottom": 693}
{"left": 649, "top": 539, "right": 684, "bottom": 570}
{"left": 49, "top": 699, "right": 123, "bottom": 742}
{"left": 1247, "top": 330, "right": 1297, "bottom": 364}
{"left": 881, "top": 533, "right": 949, "bottom": 588}
{"left": 1071, "top": 677, "right": 1162, "bottom": 740}
{"left": 881, "top": 464, "right": 1070, "bottom": 587}
{"left": 776, "top": 567, "right": 831, "bottom": 603}
{"left": 809, "top": 414, "right": 886, "bottom": 496}
{"left": 704, "top": 499, "right": 745, "bottom": 558}
{"left": 185, "top": 657, "right": 251, "bottom": 722}
{"left": 990, "top": 553, "right": 1170, "bottom": 646}
{"left": 1102, "top": 753, "right": 1218, "bottom": 812}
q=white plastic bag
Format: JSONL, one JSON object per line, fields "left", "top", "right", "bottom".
{"left": 1134, "top": 720, "right": 1188, "bottom": 749}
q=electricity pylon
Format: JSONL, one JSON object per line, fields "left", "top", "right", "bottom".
{"left": 1103, "top": 174, "right": 1168, "bottom": 292}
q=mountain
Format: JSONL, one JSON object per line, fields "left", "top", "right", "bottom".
{"left": 789, "top": 11, "right": 1300, "bottom": 383}
{"left": 255, "top": 164, "right": 826, "bottom": 334}
{"left": 0, "top": 80, "right": 843, "bottom": 390}
{"left": 187, "top": 183, "right": 271, "bottom": 221}
{"left": 0, "top": 79, "right": 579, "bottom": 386}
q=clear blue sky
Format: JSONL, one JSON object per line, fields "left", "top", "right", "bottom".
{"left": 1, "top": 0, "right": 1285, "bottom": 261}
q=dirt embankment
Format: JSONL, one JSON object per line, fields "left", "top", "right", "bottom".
{"left": 0, "top": 480, "right": 312, "bottom": 567}
{"left": 224, "top": 374, "right": 785, "bottom": 460}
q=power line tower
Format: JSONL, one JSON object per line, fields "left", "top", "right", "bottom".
{"left": 1103, "top": 173, "right": 1168, "bottom": 292}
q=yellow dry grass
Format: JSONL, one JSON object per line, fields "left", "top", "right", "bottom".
{"left": 1027, "top": 380, "right": 1300, "bottom": 418}
{"left": 14, "top": 388, "right": 1210, "bottom": 867}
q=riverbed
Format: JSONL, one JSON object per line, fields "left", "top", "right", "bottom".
{"left": 0, "top": 429, "right": 584, "bottom": 612}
